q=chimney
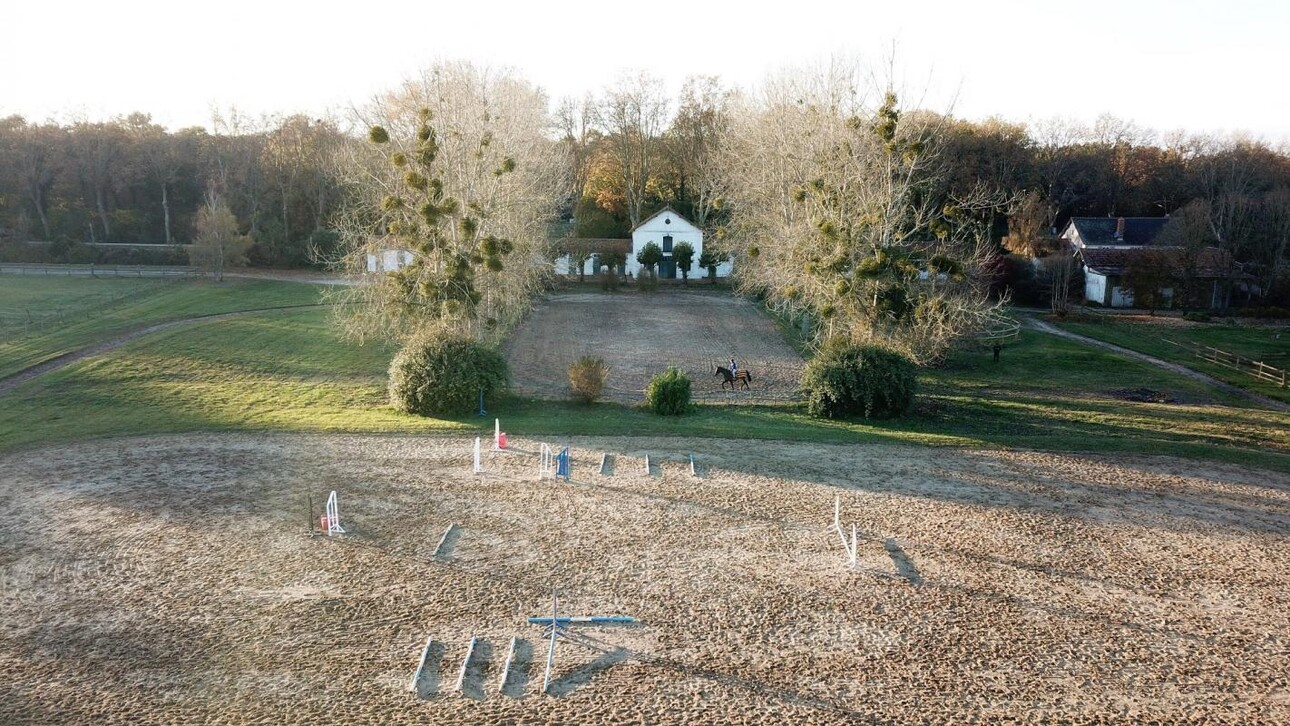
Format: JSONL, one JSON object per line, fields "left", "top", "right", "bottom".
{"left": 1114, "top": 217, "right": 1125, "bottom": 242}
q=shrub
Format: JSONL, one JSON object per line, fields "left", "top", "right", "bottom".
{"left": 800, "top": 340, "right": 916, "bottom": 419}
{"left": 388, "top": 333, "right": 508, "bottom": 416}
{"left": 1183, "top": 311, "right": 1211, "bottom": 323}
{"left": 645, "top": 367, "right": 691, "bottom": 415}
{"left": 568, "top": 356, "right": 609, "bottom": 404}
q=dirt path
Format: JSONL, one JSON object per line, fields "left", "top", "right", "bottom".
{"left": 1025, "top": 316, "right": 1290, "bottom": 412}
{"left": 0, "top": 304, "right": 330, "bottom": 397}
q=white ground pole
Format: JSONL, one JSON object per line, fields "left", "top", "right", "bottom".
{"left": 433, "top": 524, "right": 456, "bottom": 557}
{"left": 690, "top": 454, "right": 697, "bottom": 477}
{"left": 644, "top": 454, "right": 651, "bottom": 476}
{"left": 598, "top": 453, "right": 608, "bottom": 475}
{"left": 473, "top": 437, "right": 482, "bottom": 474}
{"left": 850, "top": 524, "right": 858, "bottom": 568}
{"left": 498, "top": 636, "right": 518, "bottom": 693}
{"left": 408, "top": 636, "right": 434, "bottom": 692}
{"left": 494, "top": 418, "right": 501, "bottom": 450}
{"left": 540, "top": 444, "right": 553, "bottom": 479}
{"left": 326, "top": 490, "right": 344, "bottom": 535}
{"left": 457, "top": 636, "right": 478, "bottom": 693}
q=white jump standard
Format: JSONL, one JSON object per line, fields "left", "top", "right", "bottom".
{"left": 473, "top": 437, "right": 482, "bottom": 474}
{"left": 539, "top": 444, "right": 553, "bottom": 479}
{"left": 324, "top": 490, "right": 344, "bottom": 535}
{"left": 833, "top": 494, "right": 858, "bottom": 568}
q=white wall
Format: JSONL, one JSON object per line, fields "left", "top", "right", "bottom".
{"left": 629, "top": 210, "right": 711, "bottom": 278}
{"left": 1110, "top": 285, "right": 1135, "bottom": 307}
{"left": 366, "top": 249, "right": 414, "bottom": 273}
{"left": 1084, "top": 270, "right": 1106, "bottom": 305}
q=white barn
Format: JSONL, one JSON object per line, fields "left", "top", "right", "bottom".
{"left": 366, "top": 248, "right": 414, "bottom": 273}
{"left": 627, "top": 208, "right": 731, "bottom": 279}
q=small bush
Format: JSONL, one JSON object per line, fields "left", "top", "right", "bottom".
{"left": 1183, "top": 311, "right": 1211, "bottom": 323}
{"left": 800, "top": 341, "right": 916, "bottom": 419}
{"left": 568, "top": 356, "right": 609, "bottom": 404}
{"left": 388, "top": 333, "right": 508, "bottom": 416}
{"left": 1235, "top": 306, "right": 1290, "bottom": 319}
{"left": 645, "top": 367, "right": 691, "bottom": 415}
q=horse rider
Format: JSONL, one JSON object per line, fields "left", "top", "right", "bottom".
{"left": 730, "top": 357, "right": 738, "bottom": 375}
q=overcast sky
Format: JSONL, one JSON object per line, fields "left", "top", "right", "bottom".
{"left": 5, "top": 0, "right": 1287, "bottom": 142}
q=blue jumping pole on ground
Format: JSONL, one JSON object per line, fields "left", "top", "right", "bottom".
{"left": 477, "top": 389, "right": 486, "bottom": 417}
{"left": 555, "top": 447, "right": 570, "bottom": 480}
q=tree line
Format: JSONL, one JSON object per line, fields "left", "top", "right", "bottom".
{"left": 0, "top": 111, "right": 345, "bottom": 266}
{"left": 3, "top": 62, "right": 1289, "bottom": 317}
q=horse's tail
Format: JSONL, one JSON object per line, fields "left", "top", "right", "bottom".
{"left": 746, "top": 369, "right": 753, "bottom": 384}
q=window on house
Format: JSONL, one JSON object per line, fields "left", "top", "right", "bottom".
{"left": 663, "top": 235, "right": 673, "bottom": 253}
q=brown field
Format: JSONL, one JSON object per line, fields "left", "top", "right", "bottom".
{"left": 503, "top": 291, "right": 806, "bottom": 403}
{"left": 2, "top": 434, "right": 1288, "bottom": 724}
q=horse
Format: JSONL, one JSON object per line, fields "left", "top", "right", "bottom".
{"left": 715, "top": 365, "right": 752, "bottom": 391}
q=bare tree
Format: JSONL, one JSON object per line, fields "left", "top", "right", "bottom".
{"left": 717, "top": 61, "right": 1007, "bottom": 363}
{"left": 330, "top": 61, "right": 568, "bottom": 344}
{"left": 599, "top": 72, "right": 668, "bottom": 227}
{"left": 667, "top": 76, "right": 730, "bottom": 227}
{"left": 191, "top": 188, "right": 252, "bottom": 281}
{"left": 3, "top": 117, "right": 62, "bottom": 239}
{"left": 70, "top": 120, "right": 125, "bottom": 240}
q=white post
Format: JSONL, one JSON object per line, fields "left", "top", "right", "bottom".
{"left": 326, "top": 490, "right": 344, "bottom": 535}
{"left": 689, "top": 454, "right": 697, "bottom": 477}
{"left": 473, "top": 437, "right": 482, "bottom": 474}
{"left": 644, "top": 454, "right": 651, "bottom": 476}
{"left": 599, "top": 452, "right": 608, "bottom": 475}
{"left": 850, "top": 524, "right": 858, "bottom": 567}
{"left": 494, "top": 418, "right": 501, "bottom": 450}
{"left": 408, "top": 636, "right": 434, "bottom": 692}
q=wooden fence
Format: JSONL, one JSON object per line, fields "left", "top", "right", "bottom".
{"left": 1164, "top": 339, "right": 1287, "bottom": 388}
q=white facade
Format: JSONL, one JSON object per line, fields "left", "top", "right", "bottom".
{"left": 628, "top": 209, "right": 732, "bottom": 279}
{"left": 366, "top": 249, "right": 414, "bottom": 273}
{"left": 1085, "top": 270, "right": 1107, "bottom": 305}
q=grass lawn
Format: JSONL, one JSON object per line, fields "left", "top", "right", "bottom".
{"left": 1, "top": 307, "right": 1287, "bottom": 472}
{"left": 0, "top": 275, "right": 326, "bottom": 378}
{"left": 1055, "top": 316, "right": 1290, "bottom": 403}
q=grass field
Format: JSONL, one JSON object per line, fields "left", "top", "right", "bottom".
{"left": 1, "top": 306, "right": 1287, "bottom": 471}
{"left": 0, "top": 275, "right": 326, "bottom": 378}
{"left": 1056, "top": 316, "right": 1290, "bottom": 403}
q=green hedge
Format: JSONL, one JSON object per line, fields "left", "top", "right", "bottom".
{"left": 388, "top": 334, "right": 508, "bottom": 416}
{"left": 645, "top": 367, "right": 691, "bottom": 415}
{"left": 800, "top": 340, "right": 916, "bottom": 419}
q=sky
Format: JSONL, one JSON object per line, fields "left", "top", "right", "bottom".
{"left": 5, "top": 0, "right": 1288, "bottom": 142}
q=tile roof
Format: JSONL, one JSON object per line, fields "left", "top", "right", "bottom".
{"left": 555, "top": 238, "right": 633, "bottom": 255}
{"left": 1079, "top": 246, "right": 1235, "bottom": 277}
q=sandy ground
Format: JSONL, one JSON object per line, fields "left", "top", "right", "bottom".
{"left": 1, "top": 434, "right": 1288, "bottom": 724}
{"left": 503, "top": 291, "right": 806, "bottom": 404}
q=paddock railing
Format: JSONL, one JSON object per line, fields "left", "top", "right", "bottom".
{"left": 0, "top": 263, "right": 202, "bottom": 278}
{"left": 1163, "top": 339, "right": 1287, "bottom": 388}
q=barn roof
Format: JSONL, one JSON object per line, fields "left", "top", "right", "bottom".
{"left": 630, "top": 206, "right": 698, "bottom": 233}
{"left": 1080, "top": 246, "right": 1235, "bottom": 277}
{"left": 1066, "top": 217, "right": 1169, "bottom": 246}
